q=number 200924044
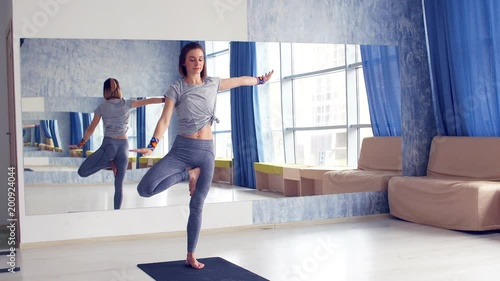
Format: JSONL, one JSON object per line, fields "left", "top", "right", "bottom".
{"left": 6, "top": 167, "right": 18, "bottom": 273}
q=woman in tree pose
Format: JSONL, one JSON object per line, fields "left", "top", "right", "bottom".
{"left": 69, "top": 78, "right": 164, "bottom": 210}
{"left": 132, "top": 42, "right": 273, "bottom": 269}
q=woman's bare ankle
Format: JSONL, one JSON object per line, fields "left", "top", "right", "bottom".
{"left": 188, "top": 167, "right": 201, "bottom": 196}
{"left": 186, "top": 252, "right": 205, "bottom": 269}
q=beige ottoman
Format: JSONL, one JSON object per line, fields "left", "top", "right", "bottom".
{"left": 127, "top": 156, "right": 137, "bottom": 170}
{"left": 300, "top": 166, "right": 353, "bottom": 196}
{"left": 139, "top": 156, "right": 163, "bottom": 168}
{"left": 254, "top": 163, "right": 310, "bottom": 196}
{"left": 212, "top": 159, "right": 233, "bottom": 184}
{"left": 85, "top": 150, "right": 95, "bottom": 157}
{"left": 69, "top": 149, "right": 82, "bottom": 157}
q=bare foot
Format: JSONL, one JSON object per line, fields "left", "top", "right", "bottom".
{"left": 188, "top": 167, "right": 201, "bottom": 196}
{"left": 111, "top": 161, "right": 117, "bottom": 177}
{"left": 186, "top": 253, "right": 205, "bottom": 269}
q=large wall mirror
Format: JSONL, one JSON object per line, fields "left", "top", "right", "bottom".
{"left": 20, "top": 38, "right": 400, "bottom": 216}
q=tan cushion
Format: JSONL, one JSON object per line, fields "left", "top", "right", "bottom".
{"left": 388, "top": 176, "right": 500, "bottom": 231}
{"left": 357, "top": 137, "right": 402, "bottom": 171}
{"left": 427, "top": 136, "right": 500, "bottom": 180}
{"left": 139, "top": 156, "right": 162, "bottom": 164}
{"left": 323, "top": 169, "right": 401, "bottom": 194}
{"left": 254, "top": 162, "right": 308, "bottom": 175}
{"left": 299, "top": 166, "right": 350, "bottom": 180}
{"left": 215, "top": 159, "right": 232, "bottom": 168}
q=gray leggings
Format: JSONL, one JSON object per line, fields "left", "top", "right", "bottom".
{"left": 137, "top": 135, "right": 214, "bottom": 253}
{"left": 77, "top": 137, "right": 129, "bottom": 210}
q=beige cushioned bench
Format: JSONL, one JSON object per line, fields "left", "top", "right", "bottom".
{"left": 139, "top": 156, "right": 162, "bottom": 168}
{"left": 322, "top": 136, "right": 402, "bottom": 194}
{"left": 388, "top": 136, "right": 500, "bottom": 231}
{"left": 212, "top": 159, "right": 233, "bottom": 184}
{"left": 254, "top": 163, "right": 310, "bottom": 196}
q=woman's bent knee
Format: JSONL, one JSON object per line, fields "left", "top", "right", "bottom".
{"left": 77, "top": 169, "right": 90, "bottom": 177}
{"left": 137, "top": 186, "right": 153, "bottom": 198}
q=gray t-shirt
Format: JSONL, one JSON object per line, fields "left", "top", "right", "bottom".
{"left": 165, "top": 77, "right": 220, "bottom": 135}
{"left": 94, "top": 99, "right": 133, "bottom": 138}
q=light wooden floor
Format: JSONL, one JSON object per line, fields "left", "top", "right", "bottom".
{"left": 1, "top": 215, "right": 500, "bottom": 281}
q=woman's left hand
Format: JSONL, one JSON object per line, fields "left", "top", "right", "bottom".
{"left": 260, "top": 70, "right": 274, "bottom": 84}
{"left": 130, "top": 148, "right": 154, "bottom": 156}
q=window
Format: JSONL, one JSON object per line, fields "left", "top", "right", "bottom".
{"left": 291, "top": 43, "right": 345, "bottom": 73}
{"left": 91, "top": 113, "right": 103, "bottom": 151}
{"left": 255, "top": 42, "right": 284, "bottom": 163}
{"left": 294, "top": 129, "right": 347, "bottom": 166}
{"left": 293, "top": 72, "right": 346, "bottom": 127}
{"left": 128, "top": 109, "right": 137, "bottom": 155}
{"left": 265, "top": 43, "right": 371, "bottom": 166}
{"left": 207, "top": 41, "right": 372, "bottom": 167}
{"left": 145, "top": 102, "right": 167, "bottom": 156}
{"left": 357, "top": 67, "right": 371, "bottom": 124}
{"left": 206, "top": 41, "right": 232, "bottom": 159}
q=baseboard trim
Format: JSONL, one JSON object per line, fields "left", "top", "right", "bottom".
{"left": 19, "top": 214, "right": 391, "bottom": 249}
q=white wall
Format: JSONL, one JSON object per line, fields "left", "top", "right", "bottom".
{"left": 13, "top": 0, "right": 249, "bottom": 244}
{"left": 12, "top": 0, "right": 248, "bottom": 41}
{"left": 0, "top": 0, "right": 13, "bottom": 226}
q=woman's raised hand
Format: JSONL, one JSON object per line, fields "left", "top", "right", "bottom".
{"left": 261, "top": 70, "right": 274, "bottom": 84}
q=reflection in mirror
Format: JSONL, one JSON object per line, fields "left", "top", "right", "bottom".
{"left": 23, "top": 120, "right": 63, "bottom": 157}
{"left": 20, "top": 38, "right": 400, "bottom": 215}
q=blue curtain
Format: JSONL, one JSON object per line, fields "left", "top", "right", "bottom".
{"left": 34, "top": 125, "right": 41, "bottom": 145}
{"left": 29, "top": 126, "right": 36, "bottom": 145}
{"left": 22, "top": 127, "right": 30, "bottom": 144}
{"left": 70, "top": 112, "right": 83, "bottom": 146}
{"left": 136, "top": 98, "right": 146, "bottom": 168}
{"left": 360, "top": 45, "right": 402, "bottom": 136}
{"left": 424, "top": 0, "right": 500, "bottom": 136}
{"left": 49, "top": 120, "right": 61, "bottom": 148}
{"left": 39, "top": 120, "right": 53, "bottom": 142}
{"left": 230, "top": 41, "right": 259, "bottom": 188}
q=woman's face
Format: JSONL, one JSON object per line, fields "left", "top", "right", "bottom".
{"left": 184, "top": 48, "right": 204, "bottom": 76}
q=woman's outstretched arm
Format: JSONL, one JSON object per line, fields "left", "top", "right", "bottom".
{"left": 131, "top": 97, "right": 165, "bottom": 108}
{"left": 130, "top": 98, "right": 175, "bottom": 155}
{"left": 219, "top": 70, "right": 274, "bottom": 91}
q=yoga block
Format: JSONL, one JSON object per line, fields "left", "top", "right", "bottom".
{"left": 139, "top": 156, "right": 162, "bottom": 168}
{"left": 128, "top": 156, "right": 137, "bottom": 170}
{"left": 69, "top": 149, "right": 82, "bottom": 157}
{"left": 213, "top": 159, "right": 233, "bottom": 184}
